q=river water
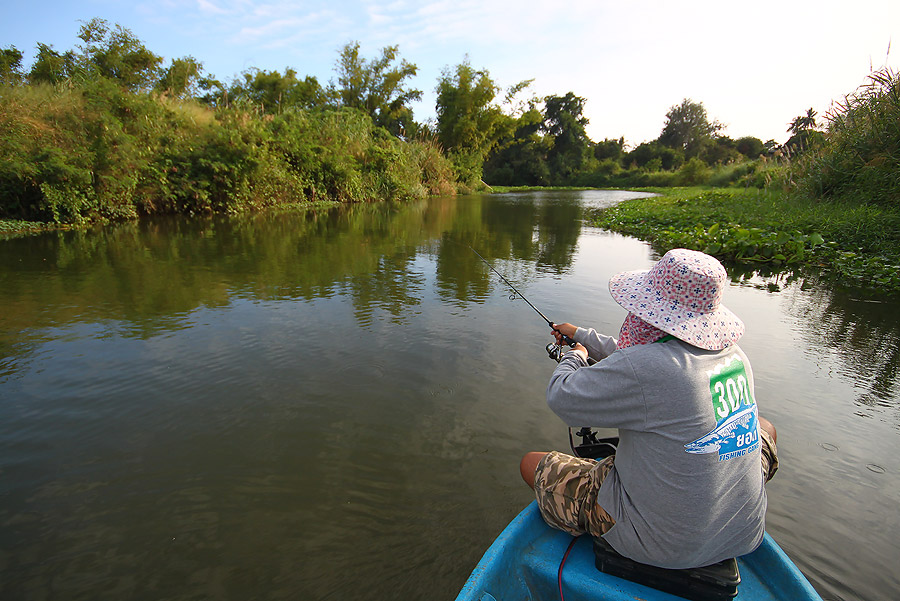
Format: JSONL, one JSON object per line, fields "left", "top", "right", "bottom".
{"left": 0, "top": 190, "right": 897, "bottom": 601}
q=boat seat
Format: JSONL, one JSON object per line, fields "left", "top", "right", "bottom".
{"left": 591, "top": 536, "right": 740, "bottom": 601}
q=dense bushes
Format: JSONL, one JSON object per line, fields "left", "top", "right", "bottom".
{"left": 0, "top": 81, "right": 456, "bottom": 224}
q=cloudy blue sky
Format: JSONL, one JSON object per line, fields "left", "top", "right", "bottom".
{"left": 3, "top": 0, "right": 898, "bottom": 147}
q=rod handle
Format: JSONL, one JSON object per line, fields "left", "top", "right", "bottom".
{"left": 550, "top": 324, "right": 577, "bottom": 348}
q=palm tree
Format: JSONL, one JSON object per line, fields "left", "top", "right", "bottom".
{"left": 788, "top": 108, "right": 818, "bottom": 134}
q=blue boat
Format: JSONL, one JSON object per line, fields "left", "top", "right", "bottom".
{"left": 455, "top": 501, "right": 823, "bottom": 601}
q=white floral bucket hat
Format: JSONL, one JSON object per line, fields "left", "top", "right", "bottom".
{"left": 608, "top": 248, "right": 744, "bottom": 351}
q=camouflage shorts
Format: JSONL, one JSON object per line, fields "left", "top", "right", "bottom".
{"left": 760, "top": 427, "right": 779, "bottom": 482}
{"left": 533, "top": 451, "right": 616, "bottom": 538}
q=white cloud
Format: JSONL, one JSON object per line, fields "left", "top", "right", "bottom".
{"left": 197, "top": 0, "right": 229, "bottom": 15}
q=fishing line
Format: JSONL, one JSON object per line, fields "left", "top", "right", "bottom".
{"left": 469, "top": 246, "right": 576, "bottom": 348}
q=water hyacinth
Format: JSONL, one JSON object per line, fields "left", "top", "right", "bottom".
{"left": 593, "top": 187, "right": 900, "bottom": 294}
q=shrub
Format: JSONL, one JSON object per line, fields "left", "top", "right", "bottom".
{"left": 676, "top": 158, "right": 711, "bottom": 186}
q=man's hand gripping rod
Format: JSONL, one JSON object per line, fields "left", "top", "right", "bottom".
{"left": 469, "top": 247, "right": 577, "bottom": 349}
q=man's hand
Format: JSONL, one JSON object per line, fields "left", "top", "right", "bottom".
{"left": 570, "top": 343, "right": 588, "bottom": 362}
{"left": 551, "top": 322, "right": 578, "bottom": 346}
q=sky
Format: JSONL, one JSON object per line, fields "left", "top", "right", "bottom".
{"left": 2, "top": 0, "right": 899, "bottom": 147}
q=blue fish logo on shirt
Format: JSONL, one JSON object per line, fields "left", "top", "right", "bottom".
{"left": 685, "top": 354, "right": 760, "bottom": 461}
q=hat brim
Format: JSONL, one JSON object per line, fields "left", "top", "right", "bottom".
{"left": 609, "top": 269, "right": 744, "bottom": 351}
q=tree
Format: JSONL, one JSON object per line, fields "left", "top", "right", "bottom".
{"left": 0, "top": 46, "right": 24, "bottom": 85}
{"left": 626, "top": 141, "right": 684, "bottom": 170}
{"left": 542, "top": 92, "right": 591, "bottom": 182}
{"left": 73, "top": 18, "right": 163, "bottom": 91}
{"left": 484, "top": 106, "right": 551, "bottom": 186}
{"left": 331, "top": 41, "right": 421, "bottom": 136}
{"left": 658, "top": 98, "right": 722, "bottom": 155}
{"left": 435, "top": 60, "right": 510, "bottom": 186}
{"left": 229, "top": 67, "right": 326, "bottom": 113}
{"left": 695, "top": 136, "right": 742, "bottom": 165}
{"left": 788, "top": 108, "right": 818, "bottom": 135}
{"left": 196, "top": 76, "right": 227, "bottom": 107}
{"left": 786, "top": 107, "right": 822, "bottom": 153}
{"left": 735, "top": 136, "right": 766, "bottom": 158}
{"left": 28, "top": 43, "right": 77, "bottom": 85}
{"left": 593, "top": 137, "right": 625, "bottom": 162}
{"left": 155, "top": 56, "right": 204, "bottom": 98}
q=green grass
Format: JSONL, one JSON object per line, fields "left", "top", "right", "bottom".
{"left": 592, "top": 187, "right": 900, "bottom": 294}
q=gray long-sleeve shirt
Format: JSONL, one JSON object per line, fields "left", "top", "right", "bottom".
{"left": 547, "top": 327, "right": 766, "bottom": 568}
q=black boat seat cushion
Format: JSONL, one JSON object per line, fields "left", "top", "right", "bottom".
{"left": 591, "top": 536, "right": 740, "bottom": 601}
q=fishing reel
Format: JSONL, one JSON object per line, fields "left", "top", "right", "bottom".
{"left": 546, "top": 342, "right": 564, "bottom": 362}
{"left": 546, "top": 342, "right": 597, "bottom": 365}
{"left": 570, "top": 427, "right": 619, "bottom": 460}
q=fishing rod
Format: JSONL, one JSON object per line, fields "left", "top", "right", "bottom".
{"left": 470, "top": 246, "right": 608, "bottom": 459}
{"left": 469, "top": 246, "right": 577, "bottom": 351}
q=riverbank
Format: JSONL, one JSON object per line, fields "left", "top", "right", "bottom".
{"left": 591, "top": 186, "right": 900, "bottom": 294}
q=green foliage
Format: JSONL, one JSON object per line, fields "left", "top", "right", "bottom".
{"left": 593, "top": 137, "right": 626, "bottom": 161}
{"left": 24, "top": 18, "right": 162, "bottom": 90}
{"left": 330, "top": 42, "right": 421, "bottom": 136}
{"left": 707, "top": 160, "right": 761, "bottom": 187}
{"left": 435, "top": 60, "right": 514, "bottom": 188}
{"left": 676, "top": 157, "right": 712, "bottom": 185}
{"left": 0, "top": 46, "right": 24, "bottom": 85}
{"left": 593, "top": 187, "right": 900, "bottom": 293}
{"left": 542, "top": 92, "right": 591, "bottom": 183}
{"left": 73, "top": 18, "right": 164, "bottom": 91}
{"left": 28, "top": 43, "right": 78, "bottom": 85}
{"left": 795, "top": 68, "right": 900, "bottom": 205}
{"left": 483, "top": 107, "right": 551, "bottom": 186}
{"left": 735, "top": 136, "right": 766, "bottom": 158}
{"left": 154, "top": 56, "right": 204, "bottom": 98}
{"left": 626, "top": 141, "right": 684, "bottom": 170}
{"left": 0, "top": 83, "right": 455, "bottom": 223}
{"left": 0, "top": 21, "right": 460, "bottom": 225}
{"left": 228, "top": 67, "right": 326, "bottom": 114}
{"left": 659, "top": 98, "right": 723, "bottom": 155}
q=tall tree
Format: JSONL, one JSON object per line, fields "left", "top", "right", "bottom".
{"left": 542, "top": 92, "right": 591, "bottom": 182}
{"left": 0, "top": 46, "right": 24, "bottom": 85}
{"left": 28, "top": 43, "right": 77, "bottom": 85}
{"left": 484, "top": 106, "right": 551, "bottom": 186}
{"left": 331, "top": 41, "right": 421, "bottom": 136}
{"left": 154, "top": 56, "right": 204, "bottom": 98}
{"left": 73, "top": 18, "right": 163, "bottom": 91}
{"left": 786, "top": 107, "right": 821, "bottom": 153}
{"left": 788, "top": 107, "right": 818, "bottom": 135}
{"left": 435, "top": 60, "right": 510, "bottom": 186}
{"left": 735, "top": 136, "right": 766, "bottom": 158}
{"left": 658, "top": 98, "right": 722, "bottom": 155}
{"left": 593, "top": 137, "right": 626, "bottom": 162}
{"left": 229, "top": 67, "right": 325, "bottom": 113}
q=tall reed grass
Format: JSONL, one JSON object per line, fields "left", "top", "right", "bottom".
{"left": 798, "top": 68, "right": 900, "bottom": 205}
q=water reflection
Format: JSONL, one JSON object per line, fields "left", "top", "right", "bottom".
{"left": 789, "top": 278, "right": 900, "bottom": 421}
{"left": 0, "top": 193, "right": 585, "bottom": 357}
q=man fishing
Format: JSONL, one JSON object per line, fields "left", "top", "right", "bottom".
{"left": 519, "top": 248, "right": 779, "bottom": 569}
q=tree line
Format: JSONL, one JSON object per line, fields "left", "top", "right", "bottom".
{"left": 2, "top": 18, "right": 896, "bottom": 225}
